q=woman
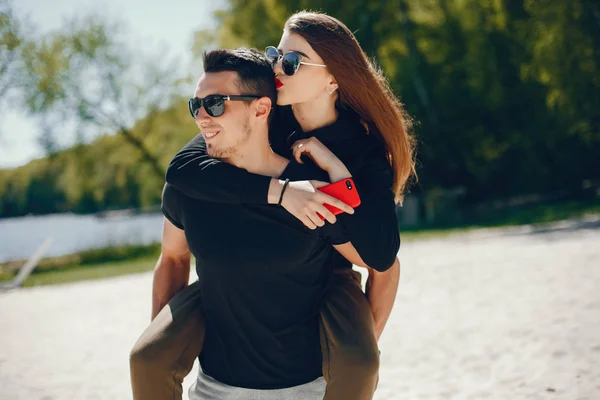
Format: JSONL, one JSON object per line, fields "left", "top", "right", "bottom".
{"left": 130, "top": 11, "right": 415, "bottom": 400}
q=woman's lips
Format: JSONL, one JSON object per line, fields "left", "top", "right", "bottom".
{"left": 275, "top": 78, "right": 284, "bottom": 89}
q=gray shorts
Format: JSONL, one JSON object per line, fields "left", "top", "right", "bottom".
{"left": 188, "top": 369, "right": 326, "bottom": 400}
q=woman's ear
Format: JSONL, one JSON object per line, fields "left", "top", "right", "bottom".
{"left": 329, "top": 75, "right": 339, "bottom": 91}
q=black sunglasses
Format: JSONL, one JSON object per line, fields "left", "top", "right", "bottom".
{"left": 188, "top": 94, "right": 261, "bottom": 119}
{"left": 265, "top": 46, "right": 327, "bottom": 76}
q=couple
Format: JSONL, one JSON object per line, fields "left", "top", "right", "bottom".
{"left": 130, "top": 11, "right": 415, "bottom": 400}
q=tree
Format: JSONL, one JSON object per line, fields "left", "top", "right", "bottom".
{"left": 19, "top": 15, "right": 187, "bottom": 180}
{"left": 194, "top": 0, "right": 599, "bottom": 201}
{"left": 0, "top": 0, "right": 22, "bottom": 102}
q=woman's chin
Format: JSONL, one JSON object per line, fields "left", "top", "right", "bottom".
{"left": 276, "top": 97, "right": 292, "bottom": 106}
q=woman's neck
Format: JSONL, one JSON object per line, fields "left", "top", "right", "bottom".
{"left": 291, "top": 96, "right": 339, "bottom": 133}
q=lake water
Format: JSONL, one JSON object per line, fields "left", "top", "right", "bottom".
{"left": 0, "top": 212, "right": 164, "bottom": 263}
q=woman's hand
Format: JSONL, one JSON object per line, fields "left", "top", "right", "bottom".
{"left": 281, "top": 180, "right": 355, "bottom": 229}
{"left": 291, "top": 138, "right": 352, "bottom": 182}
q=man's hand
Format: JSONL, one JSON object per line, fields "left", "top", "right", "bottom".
{"left": 270, "top": 180, "right": 355, "bottom": 230}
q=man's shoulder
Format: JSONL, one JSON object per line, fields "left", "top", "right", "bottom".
{"left": 162, "top": 182, "right": 183, "bottom": 201}
{"left": 180, "top": 133, "right": 207, "bottom": 152}
{"left": 162, "top": 182, "right": 214, "bottom": 207}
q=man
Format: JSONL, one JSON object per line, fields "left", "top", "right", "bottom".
{"left": 138, "top": 47, "right": 365, "bottom": 399}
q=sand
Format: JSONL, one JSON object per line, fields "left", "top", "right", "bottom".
{"left": 1, "top": 216, "right": 599, "bottom": 399}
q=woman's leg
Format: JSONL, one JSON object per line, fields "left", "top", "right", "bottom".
{"left": 130, "top": 280, "right": 206, "bottom": 400}
{"left": 319, "top": 268, "right": 380, "bottom": 400}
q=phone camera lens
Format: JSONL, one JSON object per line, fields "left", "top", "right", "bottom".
{"left": 346, "top": 180, "right": 353, "bottom": 190}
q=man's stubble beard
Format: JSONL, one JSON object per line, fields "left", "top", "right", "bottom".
{"left": 206, "top": 115, "right": 251, "bottom": 159}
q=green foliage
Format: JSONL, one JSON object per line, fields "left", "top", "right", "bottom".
{"left": 1, "top": 0, "right": 598, "bottom": 218}
{"left": 0, "top": 97, "right": 196, "bottom": 217}
{"left": 0, "top": 4, "right": 198, "bottom": 217}
{"left": 0, "top": 0, "right": 25, "bottom": 107}
{"left": 197, "top": 0, "right": 600, "bottom": 202}
{"left": 1, "top": 255, "right": 158, "bottom": 287}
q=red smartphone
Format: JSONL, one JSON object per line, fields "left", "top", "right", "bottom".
{"left": 317, "top": 178, "right": 361, "bottom": 219}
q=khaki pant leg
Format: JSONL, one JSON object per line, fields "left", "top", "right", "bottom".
{"left": 130, "top": 280, "right": 206, "bottom": 400}
{"left": 319, "top": 269, "right": 379, "bottom": 400}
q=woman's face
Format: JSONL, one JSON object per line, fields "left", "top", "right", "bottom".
{"left": 273, "top": 31, "right": 337, "bottom": 106}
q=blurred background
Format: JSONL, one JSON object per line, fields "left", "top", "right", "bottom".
{"left": 0, "top": 0, "right": 599, "bottom": 270}
{"left": 1, "top": 1, "right": 600, "bottom": 399}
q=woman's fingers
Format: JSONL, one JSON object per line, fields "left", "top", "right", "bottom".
{"left": 317, "top": 192, "right": 355, "bottom": 215}
{"left": 292, "top": 141, "right": 310, "bottom": 164}
{"left": 301, "top": 216, "right": 317, "bottom": 230}
{"left": 293, "top": 148, "right": 304, "bottom": 164}
{"left": 315, "top": 205, "right": 337, "bottom": 224}
{"left": 306, "top": 211, "right": 326, "bottom": 228}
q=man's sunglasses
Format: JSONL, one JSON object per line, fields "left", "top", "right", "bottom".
{"left": 265, "top": 46, "right": 327, "bottom": 76}
{"left": 188, "top": 94, "right": 261, "bottom": 119}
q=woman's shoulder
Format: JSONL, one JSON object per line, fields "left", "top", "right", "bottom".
{"left": 338, "top": 112, "right": 388, "bottom": 157}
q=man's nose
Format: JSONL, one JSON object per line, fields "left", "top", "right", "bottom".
{"left": 195, "top": 105, "right": 212, "bottom": 124}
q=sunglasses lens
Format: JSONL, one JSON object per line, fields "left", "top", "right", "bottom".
{"left": 189, "top": 98, "right": 200, "bottom": 119}
{"left": 282, "top": 53, "right": 301, "bottom": 76}
{"left": 204, "top": 96, "right": 225, "bottom": 117}
{"left": 265, "top": 46, "right": 280, "bottom": 65}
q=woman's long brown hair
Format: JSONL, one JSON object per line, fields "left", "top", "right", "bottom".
{"left": 285, "top": 11, "right": 416, "bottom": 203}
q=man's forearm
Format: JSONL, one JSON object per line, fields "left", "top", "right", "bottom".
{"left": 151, "top": 253, "right": 191, "bottom": 320}
{"left": 365, "top": 258, "right": 400, "bottom": 340}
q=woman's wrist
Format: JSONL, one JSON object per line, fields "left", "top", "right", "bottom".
{"left": 327, "top": 161, "right": 352, "bottom": 182}
{"left": 277, "top": 179, "right": 290, "bottom": 205}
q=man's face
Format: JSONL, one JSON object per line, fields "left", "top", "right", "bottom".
{"left": 193, "top": 71, "right": 253, "bottom": 159}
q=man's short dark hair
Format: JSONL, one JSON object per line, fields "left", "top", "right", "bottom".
{"left": 203, "top": 48, "right": 277, "bottom": 107}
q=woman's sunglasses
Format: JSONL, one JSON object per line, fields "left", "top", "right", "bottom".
{"left": 188, "top": 94, "right": 261, "bottom": 119}
{"left": 265, "top": 46, "right": 327, "bottom": 76}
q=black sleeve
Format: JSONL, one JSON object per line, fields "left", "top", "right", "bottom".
{"left": 336, "top": 145, "right": 400, "bottom": 272}
{"left": 319, "top": 221, "right": 350, "bottom": 246}
{"left": 165, "top": 134, "right": 272, "bottom": 205}
{"left": 161, "top": 183, "right": 185, "bottom": 230}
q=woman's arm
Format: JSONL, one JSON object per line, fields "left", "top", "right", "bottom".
{"left": 292, "top": 137, "right": 401, "bottom": 272}
{"left": 166, "top": 135, "right": 355, "bottom": 221}
{"left": 336, "top": 148, "right": 400, "bottom": 272}
{"left": 166, "top": 134, "right": 272, "bottom": 204}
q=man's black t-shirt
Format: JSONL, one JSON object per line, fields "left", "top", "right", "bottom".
{"left": 165, "top": 106, "right": 400, "bottom": 272}
{"left": 161, "top": 158, "right": 348, "bottom": 390}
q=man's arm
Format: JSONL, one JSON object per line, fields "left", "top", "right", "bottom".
{"left": 151, "top": 218, "right": 192, "bottom": 320}
{"left": 333, "top": 242, "right": 400, "bottom": 340}
{"left": 365, "top": 259, "right": 400, "bottom": 340}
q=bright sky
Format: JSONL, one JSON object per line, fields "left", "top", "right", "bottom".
{"left": 0, "top": 0, "right": 224, "bottom": 169}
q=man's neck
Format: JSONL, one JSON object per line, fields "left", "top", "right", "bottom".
{"left": 291, "top": 96, "right": 339, "bottom": 133}
{"left": 226, "top": 134, "right": 288, "bottom": 178}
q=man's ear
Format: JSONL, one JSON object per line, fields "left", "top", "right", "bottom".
{"left": 254, "top": 97, "right": 272, "bottom": 120}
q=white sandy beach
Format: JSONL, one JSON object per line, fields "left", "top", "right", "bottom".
{"left": 1, "top": 216, "right": 599, "bottom": 400}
